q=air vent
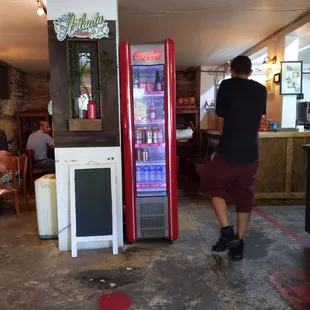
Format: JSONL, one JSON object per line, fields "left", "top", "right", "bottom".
{"left": 136, "top": 198, "right": 168, "bottom": 239}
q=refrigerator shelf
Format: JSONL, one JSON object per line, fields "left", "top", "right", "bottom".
{"left": 134, "top": 119, "right": 165, "bottom": 125}
{"left": 135, "top": 143, "right": 165, "bottom": 148}
{"left": 136, "top": 161, "right": 166, "bottom": 166}
{"left": 143, "top": 91, "right": 164, "bottom": 97}
{"left": 137, "top": 183, "right": 166, "bottom": 189}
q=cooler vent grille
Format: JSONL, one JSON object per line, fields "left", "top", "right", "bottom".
{"left": 138, "top": 202, "right": 166, "bottom": 238}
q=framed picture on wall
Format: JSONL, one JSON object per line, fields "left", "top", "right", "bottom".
{"left": 280, "top": 61, "right": 303, "bottom": 95}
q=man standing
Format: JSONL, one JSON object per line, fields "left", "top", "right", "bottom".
{"left": 26, "top": 121, "right": 55, "bottom": 169}
{"left": 0, "top": 129, "right": 8, "bottom": 175}
{"left": 207, "top": 55, "right": 267, "bottom": 260}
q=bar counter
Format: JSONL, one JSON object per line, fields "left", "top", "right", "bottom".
{"left": 202, "top": 130, "right": 310, "bottom": 205}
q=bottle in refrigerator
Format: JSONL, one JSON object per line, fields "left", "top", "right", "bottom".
{"left": 136, "top": 148, "right": 143, "bottom": 161}
{"left": 141, "top": 127, "right": 147, "bottom": 143}
{"left": 135, "top": 129, "right": 142, "bottom": 144}
{"left": 150, "top": 99, "right": 156, "bottom": 120}
{"left": 154, "top": 70, "right": 163, "bottom": 91}
{"left": 162, "top": 166, "right": 166, "bottom": 182}
{"left": 161, "top": 74, "right": 164, "bottom": 88}
{"left": 150, "top": 165, "right": 156, "bottom": 182}
{"left": 143, "top": 166, "right": 150, "bottom": 182}
{"left": 156, "top": 165, "right": 162, "bottom": 181}
{"left": 157, "top": 127, "right": 163, "bottom": 143}
{"left": 133, "top": 70, "right": 140, "bottom": 89}
{"left": 146, "top": 128, "right": 153, "bottom": 144}
{"left": 142, "top": 149, "right": 149, "bottom": 162}
{"left": 152, "top": 128, "right": 158, "bottom": 144}
{"left": 136, "top": 166, "right": 142, "bottom": 183}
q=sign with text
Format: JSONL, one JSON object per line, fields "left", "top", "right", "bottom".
{"left": 54, "top": 12, "right": 109, "bottom": 41}
{"left": 131, "top": 44, "right": 164, "bottom": 66}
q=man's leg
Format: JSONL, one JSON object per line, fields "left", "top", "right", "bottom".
{"left": 33, "top": 158, "right": 55, "bottom": 170}
{"left": 212, "top": 197, "right": 229, "bottom": 228}
{"left": 228, "top": 161, "right": 258, "bottom": 260}
{"left": 206, "top": 153, "right": 237, "bottom": 252}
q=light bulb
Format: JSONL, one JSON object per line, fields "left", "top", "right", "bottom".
{"left": 37, "top": 6, "right": 45, "bottom": 16}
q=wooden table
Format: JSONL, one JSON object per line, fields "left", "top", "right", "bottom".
{"left": 302, "top": 144, "right": 310, "bottom": 233}
{"left": 202, "top": 130, "right": 310, "bottom": 205}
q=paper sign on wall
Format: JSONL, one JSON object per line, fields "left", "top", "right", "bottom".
{"left": 54, "top": 12, "right": 109, "bottom": 41}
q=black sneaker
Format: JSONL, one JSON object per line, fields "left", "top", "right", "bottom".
{"left": 212, "top": 226, "right": 238, "bottom": 252}
{"left": 228, "top": 239, "right": 244, "bottom": 260}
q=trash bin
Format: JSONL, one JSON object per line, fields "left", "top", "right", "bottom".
{"left": 35, "top": 174, "right": 58, "bottom": 239}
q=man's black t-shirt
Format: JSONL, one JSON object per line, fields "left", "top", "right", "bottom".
{"left": 0, "top": 130, "right": 8, "bottom": 151}
{"left": 216, "top": 77, "right": 267, "bottom": 165}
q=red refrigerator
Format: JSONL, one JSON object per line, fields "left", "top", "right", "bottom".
{"left": 120, "top": 39, "right": 178, "bottom": 243}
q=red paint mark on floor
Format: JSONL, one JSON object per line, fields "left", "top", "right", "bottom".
{"left": 253, "top": 207, "right": 310, "bottom": 247}
{"left": 270, "top": 270, "right": 310, "bottom": 310}
{"left": 290, "top": 285, "right": 310, "bottom": 303}
{"left": 99, "top": 291, "right": 131, "bottom": 310}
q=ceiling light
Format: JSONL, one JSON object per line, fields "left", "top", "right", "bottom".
{"left": 299, "top": 45, "right": 310, "bottom": 52}
{"left": 259, "top": 55, "right": 277, "bottom": 72}
{"left": 36, "top": 0, "right": 46, "bottom": 16}
{"left": 37, "top": 6, "right": 45, "bottom": 16}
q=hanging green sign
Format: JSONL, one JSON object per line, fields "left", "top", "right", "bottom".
{"left": 54, "top": 12, "right": 109, "bottom": 41}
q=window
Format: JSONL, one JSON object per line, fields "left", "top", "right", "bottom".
{"left": 68, "top": 41, "right": 100, "bottom": 119}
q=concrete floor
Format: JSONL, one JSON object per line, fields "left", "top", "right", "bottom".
{"left": 0, "top": 193, "right": 310, "bottom": 310}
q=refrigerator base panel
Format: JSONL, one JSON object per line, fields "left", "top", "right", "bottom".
{"left": 136, "top": 196, "right": 168, "bottom": 239}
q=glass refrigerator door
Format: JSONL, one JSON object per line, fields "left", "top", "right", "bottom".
{"left": 132, "top": 65, "right": 166, "bottom": 197}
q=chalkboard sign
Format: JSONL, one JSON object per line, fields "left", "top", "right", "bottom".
{"left": 75, "top": 168, "right": 112, "bottom": 237}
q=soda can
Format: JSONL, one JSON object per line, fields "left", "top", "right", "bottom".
{"left": 146, "top": 128, "right": 153, "bottom": 144}
{"left": 136, "top": 166, "right": 142, "bottom": 183}
{"left": 140, "top": 82, "right": 147, "bottom": 92}
{"left": 143, "top": 166, "right": 150, "bottom": 182}
{"left": 150, "top": 165, "right": 156, "bottom": 182}
{"left": 142, "top": 149, "right": 149, "bottom": 162}
{"left": 135, "top": 128, "right": 142, "bottom": 144}
{"left": 146, "top": 82, "right": 154, "bottom": 93}
{"left": 152, "top": 127, "right": 158, "bottom": 144}
{"left": 136, "top": 148, "right": 143, "bottom": 161}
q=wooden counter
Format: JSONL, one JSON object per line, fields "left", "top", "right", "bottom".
{"left": 202, "top": 130, "right": 310, "bottom": 204}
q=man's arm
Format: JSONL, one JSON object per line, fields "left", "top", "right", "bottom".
{"left": 45, "top": 134, "right": 54, "bottom": 149}
{"left": 261, "top": 87, "right": 267, "bottom": 123}
{"left": 262, "top": 87, "right": 267, "bottom": 116}
{"left": 215, "top": 81, "right": 227, "bottom": 118}
{"left": 215, "top": 81, "right": 227, "bottom": 132}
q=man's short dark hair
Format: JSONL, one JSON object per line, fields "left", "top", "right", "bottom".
{"left": 231, "top": 56, "right": 252, "bottom": 75}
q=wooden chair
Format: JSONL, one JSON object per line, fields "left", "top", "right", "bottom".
{"left": 0, "top": 155, "right": 30, "bottom": 218}
{"left": 24, "top": 149, "right": 55, "bottom": 195}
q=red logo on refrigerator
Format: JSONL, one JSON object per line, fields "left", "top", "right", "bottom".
{"left": 133, "top": 50, "right": 162, "bottom": 61}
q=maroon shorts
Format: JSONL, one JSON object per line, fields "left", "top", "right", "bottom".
{"left": 206, "top": 152, "right": 258, "bottom": 213}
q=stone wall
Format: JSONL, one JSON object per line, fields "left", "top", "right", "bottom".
{"left": 0, "top": 64, "right": 50, "bottom": 153}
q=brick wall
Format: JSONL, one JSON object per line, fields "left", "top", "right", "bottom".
{"left": 176, "top": 70, "right": 196, "bottom": 99}
{"left": 0, "top": 64, "right": 50, "bottom": 153}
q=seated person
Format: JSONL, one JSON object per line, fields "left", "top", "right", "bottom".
{"left": 0, "top": 129, "right": 8, "bottom": 175}
{"left": 26, "top": 121, "right": 55, "bottom": 169}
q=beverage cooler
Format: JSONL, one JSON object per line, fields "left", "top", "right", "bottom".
{"left": 120, "top": 39, "right": 178, "bottom": 243}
